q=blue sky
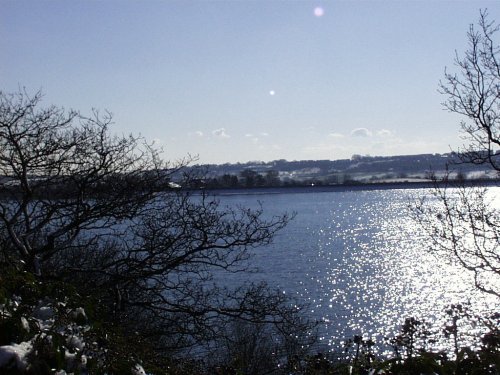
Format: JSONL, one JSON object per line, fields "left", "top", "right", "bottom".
{"left": 1, "top": 1, "right": 498, "bottom": 164}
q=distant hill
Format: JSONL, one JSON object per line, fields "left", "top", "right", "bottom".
{"left": 171, "top": 153, "right": 498, "bottom": 188}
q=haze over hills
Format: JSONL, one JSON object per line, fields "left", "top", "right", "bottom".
{"left": 183, "top": 152, "right": 498, "bottom": 187}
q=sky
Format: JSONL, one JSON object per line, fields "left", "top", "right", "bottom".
{"left": 1, "top": 0, "right": 499, "bottom": 164}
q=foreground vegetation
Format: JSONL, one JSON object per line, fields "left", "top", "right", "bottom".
{"left": 1, "top": 267, "right": 498, "bottom": 374}
{"left": 0, "top": 89, "right": 315, "bottom": 374}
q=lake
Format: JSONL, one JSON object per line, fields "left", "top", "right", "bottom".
{"left": 209, "top": 185, "right": 499, "bottom": 353}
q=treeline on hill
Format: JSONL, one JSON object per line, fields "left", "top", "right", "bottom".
{"left": 184, "top": 167, "right": 406, "bottom": 189}
{"left": 174, "top": 151, "right": 500, "bottom": 189}
{"left": 181, "top": 168, "right": 492, "bottom": 190}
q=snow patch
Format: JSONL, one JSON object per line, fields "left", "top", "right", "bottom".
{"left": 132, "top": 363, "right": 147, "bottom": 375}
{"left": 0, "top": 341, "right": 33, "bottom": 371}
{"left": 21, "top": 316, "right": 30, "bottom": 332}
{"left": 66, "top": 334, "right": 85, "bottom": 351}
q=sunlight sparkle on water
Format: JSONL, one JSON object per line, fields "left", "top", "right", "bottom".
{"left": 212, "top": 188, "right": 499, "bottom": 354}
{"left": 304, "top": 189, "right": 499, "bottom": 352}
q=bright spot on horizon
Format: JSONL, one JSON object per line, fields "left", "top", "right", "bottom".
{"left": 269, "top": 90, "right": 275, "bottom": 96}
{"left": 314, "top": 7, "right": 324, "bottom": 17}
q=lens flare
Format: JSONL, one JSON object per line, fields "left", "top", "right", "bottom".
{"left": 314, "top": 7, "right": 325, "bottom": 17}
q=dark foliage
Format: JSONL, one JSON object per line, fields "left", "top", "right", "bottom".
{"left": 0, "top": 90, "right": 315, "bottom": 373}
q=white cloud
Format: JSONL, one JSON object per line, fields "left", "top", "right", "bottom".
{"left": 260, "top": 132, "right": 269, "bottom": 137}
{"left": 350, "top": 128, "right": 372, "bottom": 137}
{"left": 245, "top": 133, "right": 261, "bottom": 143}
{"left": 328, "top": 132, "right": 344, "bottom": 138}
{"left": 377, "top": 129, "right": 392, "bottom": 137}
{"left": 212, "top": 128, "right": 230, "bottom": 138}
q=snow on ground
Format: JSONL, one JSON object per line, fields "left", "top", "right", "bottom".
{"left": 0, "top": 294, "right": 92, "bottom": 374}
{"left": 132, "top": 363, "right": 147, "bottom": 375}
{"left": 0, "top": 341, "right": 33, "bottom": 371}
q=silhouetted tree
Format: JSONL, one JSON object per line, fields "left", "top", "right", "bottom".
{"left": 415, "top": 10, "right": 500, "bottom": 298}
{"left": 440, "top": 10, "right": 500, "bottom": 170}
{"left": 0, "top": 90, "right": 311, "bottom": 363}
{"left": 265, "top": 170, "right": 281, "bottom": 186}
{"left": 240, "top": 169, "right": 258, "bottom": 187}
{"left": 220, "top": 173, "right": 239, "bottom": 187}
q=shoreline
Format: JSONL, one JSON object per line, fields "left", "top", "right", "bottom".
{"left": 187, "top": 178, "right": 500, "bottom": 196}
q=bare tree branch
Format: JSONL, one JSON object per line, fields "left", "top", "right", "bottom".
{"left": 0, "top": 89, "right": 312, "bottom": 357}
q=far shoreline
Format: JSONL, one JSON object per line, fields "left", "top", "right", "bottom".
{"left": 186, "top": 178, "right": 500, "bottom": 196}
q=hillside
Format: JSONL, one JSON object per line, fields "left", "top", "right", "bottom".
{"left": 179, "top": 153, "right": 498, "bottom": 187}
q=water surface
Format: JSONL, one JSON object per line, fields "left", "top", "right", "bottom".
{"left": 213, "top": 186, "right": 498, "bottom": 352}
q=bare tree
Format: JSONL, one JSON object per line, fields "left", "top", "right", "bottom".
{"left": 0, "top": 90, "right": 177, "bottom": 274}
{"left": 415, "top": 10, "right": 500, "bottom": 298}
{"left": 440, "top": 9, "right": 500, "bottom": 169}
{"left": 0, "top": 90, "right": 312, "bottom": 365}
{"left": 414, "top": 183, "right": 500, "bottom": 297}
